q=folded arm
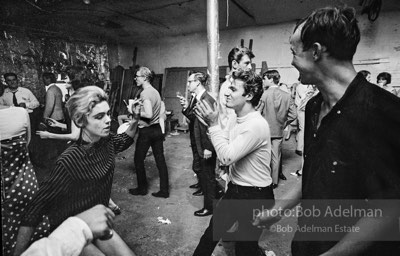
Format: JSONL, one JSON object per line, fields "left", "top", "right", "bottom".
{"left": 209, "top": 125, "right": 261, "bottom": 166}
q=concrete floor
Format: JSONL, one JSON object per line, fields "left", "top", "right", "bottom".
{"left": 110, "top": 131, "right": 303, "bottom": 256}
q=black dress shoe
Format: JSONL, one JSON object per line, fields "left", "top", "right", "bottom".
{"left": 279, "top": 173, "right": 287, "bottom": 180}
{"left": 189, "top": 183, "right": 201, "bottom": 189}
{"left": 192, "top": 189, "right": 204, "bottom": 196}
{"left": 194, "top": 208, "right": 213, "bottom": 217}
{"left": 129, "top": 188, "right": 147, "bottom": 196}
{"left": 151, "top": 191, "right": 169, "bottom": 198}
{"left": 272, "top": 183, "right": 278, "bottom": 189}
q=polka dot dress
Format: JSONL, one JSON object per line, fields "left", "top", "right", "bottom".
{"left": 1, "top": 135, "right": 49, "bottom": 256}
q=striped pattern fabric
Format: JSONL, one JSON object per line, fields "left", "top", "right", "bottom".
{"left": 21, "top": 133, "right": 134, "bottom": 231}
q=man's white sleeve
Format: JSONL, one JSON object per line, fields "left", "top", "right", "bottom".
{"left": 209, "top": 124, "right": 261, "bottom": 165}
{"left": 22, "top": 217, "right": 93, "bottom": 256}
{"left": 26, "top": 90, "right": 40, "bottom": 110}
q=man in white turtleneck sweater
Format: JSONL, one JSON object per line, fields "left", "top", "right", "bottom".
{"left": 193, "top": 70, "right": 274, "bottom": 256}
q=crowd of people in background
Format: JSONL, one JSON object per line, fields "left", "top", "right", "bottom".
{"left": 358, "top": 70, "right": 399, "bottom": 96}
{"left": 1, "top": 5, "right": 400, "bottom": 256}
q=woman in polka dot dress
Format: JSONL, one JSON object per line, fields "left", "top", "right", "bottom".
{"left": 0, "top": 106, "right": 47, "bottom": 256}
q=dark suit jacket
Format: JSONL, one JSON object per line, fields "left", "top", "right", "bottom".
{"left": 182, "top": 95, "right": 197, "bottom": 149}
{"left": 261, "top": 86, "right": 297, "bottom": 138}
{"left": 193, "top": 91, "right": 216, "bottom": 158}
{"left": 182, "top": 95, "right": 197, "bottom": 128}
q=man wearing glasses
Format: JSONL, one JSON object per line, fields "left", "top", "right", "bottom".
{"left": 181, "top": 71, "right": 217, "bottom": 217}
{"left": 129, "top": 66, "right": 170, "bottom": 198}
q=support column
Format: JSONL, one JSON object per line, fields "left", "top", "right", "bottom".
{"left": 207, "top": 0, "right": 220, "bottom": 97}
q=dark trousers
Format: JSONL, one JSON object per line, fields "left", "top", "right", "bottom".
{"left": 134, "top": 124, "right": 169, "bottom": 193}
{"left": 199, "top": 155, "right": 217, "bottom": 210}
{"left": 190, "top": 134, "right": 202, "bottom": 182}
{"left": 29, "top": 108, "right": 42, "bottom": 134}
{"left": 28, "top": 108, "right": 43, "bottom": 167}
{"left": 188, "top": 123, "right": 201, "bottom": 186}
{"left": 193, "top": 182, "right": 274, "bottom": 256}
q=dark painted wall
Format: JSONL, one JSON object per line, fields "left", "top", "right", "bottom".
{"left": 0, "top": 30, "right": 109, "bottom": 103}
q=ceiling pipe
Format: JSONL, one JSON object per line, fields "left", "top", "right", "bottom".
{"left": 207, "top": 0, "right": 220, "bottom": 97}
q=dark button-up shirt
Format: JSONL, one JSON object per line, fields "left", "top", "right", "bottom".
{"left": 292, "top": 73, "right": 400, "bottom": 256}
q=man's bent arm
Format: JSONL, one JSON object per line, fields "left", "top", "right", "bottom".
{"left": 21, "top": 217, "right": 93, "bottom": 256}
{"left": 209, "top": 125, "right": 267, "bottom": 166}
{"left": 26, "top": 90, "right": 40, "bottom": 110}
{"left": 140, "top": 99, "right": 153, "bottom": 119}
{"left": 320, "top": 202, "right": 400, "bottom": 256}
{"left": 43, "top": 88, "right": 56, "bottom": 118}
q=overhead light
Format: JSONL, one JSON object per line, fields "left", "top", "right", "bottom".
{"left": 83, "top": 0, "right": 90, "bottom": 4}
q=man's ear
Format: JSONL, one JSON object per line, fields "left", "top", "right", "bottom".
{"left": 245, "top": 92, "right": 254, "bottom": 102}
{"left": 312, "top": 43, "right": 325, "bottom": 61}
{"left": 232, "top": 60, "right": 238, "bottom": 70}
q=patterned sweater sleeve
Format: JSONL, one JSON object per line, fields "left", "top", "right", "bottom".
{"left": 111, "top": 132, "right": 135, "bottom": 154}
{"left": 21, "top": 163, "right": 72, "bottom": 227}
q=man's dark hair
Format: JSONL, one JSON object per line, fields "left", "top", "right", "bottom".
{"left": 42, "top": 72, "right": 57, "bottom": 84}
{"left": 263, "top": 70, "right": 281, "bottom": 85}
{"left": 377, "top": 72, "right": 392, "bottom": 84}
{"left": 189, "top": 70, "right": 209, "bottom": 88}
{"left": 3, "top": 73, "right": 17, "bottom": 80}
{"left": 232, "top": 70, "right": 263, "bottom": 107}
{"left": 228, "top": 47, "right": 255, "bottom": 70}
{"left": 358, "top": 70, "right": 371, "bottom": 78}
{"left": 294, "top": 6, "right": 360, "bottom": 61}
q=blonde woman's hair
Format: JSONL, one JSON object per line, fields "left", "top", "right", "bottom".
{"left": 66, "top": 86, "right": 108, "bottom": 127}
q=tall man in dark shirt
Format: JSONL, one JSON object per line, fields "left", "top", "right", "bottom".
{"left": 253, "top": 6, "right": 400, "bottom": 256}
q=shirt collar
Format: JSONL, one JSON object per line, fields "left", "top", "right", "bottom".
{"left": 196, "top": 88, "right": 206, "bottom": 101}
{"left": 5, "top": 87, "right": 18, "bottom": 93}
{"left": 308, "top": 73, "right": 363, "bottom": 121}
{"left": 236, "top": 111, "right": 260, "bottom": 124}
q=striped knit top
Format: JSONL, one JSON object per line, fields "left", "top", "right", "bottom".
{"left": 21, "top": 132, "right": 134, "bottom": 230}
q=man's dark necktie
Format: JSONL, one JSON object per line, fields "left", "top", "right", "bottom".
{"left": 12, "top": 91, "right": 18, "bottom": 106}
{"left": 189, "top": 95, "right": 196, "bottom": 109}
